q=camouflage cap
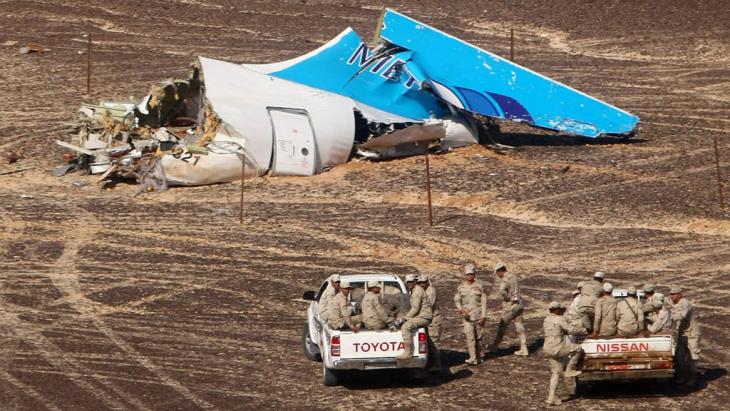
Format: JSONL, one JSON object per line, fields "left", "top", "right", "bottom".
{"left": 627, "top": 286, "right": 637, "bottom": 295}
{"left": 494, "top": 261, "right": 507, "bottom": 273}
{"left": 571, "top": 289, "right": 580, "bottom": 296}
{"left": 652, "top": 299, "right": 664, "bottom": 309}
{"left": 404, "top": 274, "right": 417, "bottom": 282}
{"left": 417, "top": 274, "right": 429, "bottom": 283}
{"left": 331, "top": 274, "right": 341, "bottom": 282}
{"left": 593, "top": 271, "right": 605, "bottom": 279}
{"left": 340, "top": 280, "right": 351, "bottom": 288}
{"left": 669, "top": 287, "right": 682, "bottom": 294}
{"left": 654, "top": 292, "right": 665, "bottom": 301}
{"left": 643, "top": 284, "right": 655, "bottom": 293}
{"left": 548, "top": 301, "right": 564, "bottom": 310}
{"left": 602, "top": 282, "right": 614, "bottom": 293}
{"left": 464, "top": 264, "right": 476, "bottom": 275}
{"left": 367, "top": 280, "right": 380, "bottom": 288}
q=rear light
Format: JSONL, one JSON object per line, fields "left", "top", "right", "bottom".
{"left": 330, "top": 335, "right": 340, "bottom": 357}
{"left": 418, "top": 332, "right": 427, "bottom": 355}
{"left": 606, "top": 364, "right": 629, "bottom": 371}
{"left": 651, "top": 360, "right": 672, "bottom": 369}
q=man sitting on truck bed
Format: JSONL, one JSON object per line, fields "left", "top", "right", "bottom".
{"left": 616, "top": 286, "right": 645, "bottom": 337}
{"left": 581, "top": 271, "right": 604, "bottom": 298}
{"left": 590, "top": 282, "right": 618, "bottom": 338}
{"left": 327, "top": 280, "right": 362, "bottom": 332}
{"left": 396, "top": 274, "right": 433, "bottom": 360}
{"left": 645, "top": 294, "right": 670, "bottom": 334}
{"left": 362, "top": 281, "right": 392, "bottom": 330}
{"left": 318, "top": 274, "right": 340, "bottom": 321}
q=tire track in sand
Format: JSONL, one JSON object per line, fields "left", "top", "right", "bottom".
{"left": 45, "top": 206, "right": 216, "bottom": 410}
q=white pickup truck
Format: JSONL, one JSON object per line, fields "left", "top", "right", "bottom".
{"left": 577, "top": 289, "right": 675, "bottom": 385}
{"left": 301, "top": 274, "right": 428, "bottom": 386}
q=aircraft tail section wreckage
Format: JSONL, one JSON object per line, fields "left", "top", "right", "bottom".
{"left": 54, "top": 9, "right": 639, "bottom": 191}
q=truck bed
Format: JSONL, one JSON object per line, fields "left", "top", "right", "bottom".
{"left": 579, "top": 334, "right": 675, "bottom": 381}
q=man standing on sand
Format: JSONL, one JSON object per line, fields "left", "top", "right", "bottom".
{"left": 487, "top": 262, "right": 529, "bottom": 356}
{"left": 454, "top": 264, "right": 487, "bottom": 365}
{"left": 590, "top": 282, "right": 618, "bottom": 338}
{"left": 543, "top": 301, "right": 587, "bottom": 406}
{"left": 318, "top": 274, "right": 340, "bottom": 321}
{"left": 669, "top": 287, "right": 701, "bottom": 386}
{"left": 418, "top": 274, "right": 444, "bottom": 374}
{"left": 361, "top": 281, "right": 392, "bottom": 330}
{"left": 396, "top": 274, "right": 432, "bottom": 360}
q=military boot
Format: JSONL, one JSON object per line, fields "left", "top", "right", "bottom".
{"left": 465, "top": 342, "right": 479, "bottom": 365}
{"left": 396, "top": 343, "right": 413, "bottom": 360}
{"left": 487, "top": 320, "right": 507, "bottom": 352}
{"left": 564, "top": 352, "right": 583, "bottom": 377}
{"left": 514, "top": 333, "right": 529, "bottom": 356}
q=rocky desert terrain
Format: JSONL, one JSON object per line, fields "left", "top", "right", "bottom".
{"left": 1, "top": 0, "right": 729, "bottom": 409}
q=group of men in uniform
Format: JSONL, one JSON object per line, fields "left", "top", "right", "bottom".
{"left": 317, "top": 265, "right": 702, "bottom": 402}
{"left": 543, "top": 271, "right": 702, "bottom": 405}
{"left": 318, "top": 273, "right": 443, "bottom": 373}
{"left": 453, "top": 262, "right": 529, "bottom": 365}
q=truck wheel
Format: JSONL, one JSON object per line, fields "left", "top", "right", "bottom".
{"left": 410, "top": 368, "right": 429, "bottom": 382}
{"left": 322, "top": 364, "right": 340, "bottom": 386}
{"left": 302, "top": 323, "right": 321, "bottom": 362}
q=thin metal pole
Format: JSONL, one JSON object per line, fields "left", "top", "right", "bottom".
{"left": 87, "top": 34, "right": 92, "bottom": 95}
{"left": 425, "top": 152, "right": 433, "bottom": 226}
{"left": 712, "top": 135, "right": 725, "bottom": 209}
{"left": 510, "top": 29, "right": 514, "bottom": 62}
{"left": 240, "top": 155, "right": 245, "bottom": 224}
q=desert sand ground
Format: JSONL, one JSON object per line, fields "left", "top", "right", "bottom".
{"left": 1, "top": 0, "right": 729, "bottom": 409}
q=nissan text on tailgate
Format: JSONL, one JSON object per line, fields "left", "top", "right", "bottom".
{"left": 301, "top": 274, "right": 428, "bottom": 386}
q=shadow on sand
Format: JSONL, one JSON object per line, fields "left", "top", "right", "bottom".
{"left": 339, "top": 349, "right": 474, "bottom": 389}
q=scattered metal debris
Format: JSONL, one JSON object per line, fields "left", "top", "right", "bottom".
{"left": 19, "top": 43, "right": 46, "bottom": 54}
{"left": 53, "top": 9, "right": 639, "bottom": 191}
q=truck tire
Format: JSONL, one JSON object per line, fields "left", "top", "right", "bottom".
{"left": 302, "top": 323, "right": 321, "bottom": 362}
{"left": 410, "top": 368, "right": 429, "bottom": 382}
{"left": 322, "top": 364, "right": 340, "bottom": 386}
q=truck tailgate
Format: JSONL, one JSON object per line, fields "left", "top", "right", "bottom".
{"left": 582, "top": 335, "right": 673, "bottom": 356}
{"left": 339, "top": 330, "right": 408, "bottom": 359}
{"left": 580, "top": 335, "right": 674, "bottom": 380}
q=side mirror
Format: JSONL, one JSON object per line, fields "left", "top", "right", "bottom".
{"left": 302, "top": 290, "right": 317, "bottom": 301}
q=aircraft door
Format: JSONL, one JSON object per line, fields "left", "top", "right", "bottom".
{"left": 269, "top": 108, "right": 317, "bottom": 176}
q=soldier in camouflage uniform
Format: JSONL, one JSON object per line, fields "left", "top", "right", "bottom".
{"left": 590, "top": 282, "right": 618, "bottom": 338}
{"left": 396, "top": 274, "right": 432, "bottom": 360}
{"left": 543, "top": 301, "right": 587, "bottom": 406}
{"left": 418, "top": 274, "right": 444, "bottom": 373}
{"left": 581, "top": 271, "right": 604, "bottom": 298}
{"left": 487, "top": 262, "right": 529, "bottom": 356}
{"left": 318, "top": 274, "right": 340, "bottom": 321}
{"left": 669, "top": 287, "right": 701, "bottom": 386}
{"left": 361, "top": 281, "right": 392, "bottom": 330}
{"left": 454, "top": 264, "right": 487, "bottom": 365}
{"left": 616, "top": 286, "right": 644, "bottom": 337}
{"left": 327, "top": 280, "right": 362, "bottom": 331}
